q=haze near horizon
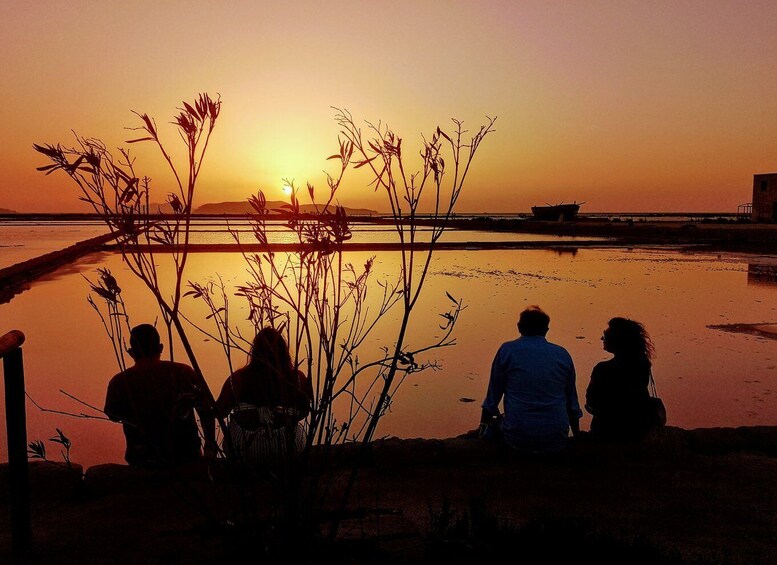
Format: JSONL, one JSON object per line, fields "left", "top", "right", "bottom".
{"left": 2, "top": 1, "right": 777, "bottom": 214}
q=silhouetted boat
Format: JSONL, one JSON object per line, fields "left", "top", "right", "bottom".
{"left": 531, "top": 202, "right": 582, "bottom": 221}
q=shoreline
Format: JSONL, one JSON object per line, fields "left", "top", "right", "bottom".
{"left": 447, "top": 217, "right": 777, "bottom": 254}
{"left": 2, "top": 217, "right": 775, "bottom": 303}
{"left": 0, "top": 232, "right": 119, "bottom": 304}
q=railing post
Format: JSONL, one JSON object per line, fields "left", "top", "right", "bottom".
{"left": 1, "top": 330, "right": 31, "bottom": 552}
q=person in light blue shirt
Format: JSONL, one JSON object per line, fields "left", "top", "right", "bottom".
{"left": 480, "top": 306, "right": 582, "bottom": 454}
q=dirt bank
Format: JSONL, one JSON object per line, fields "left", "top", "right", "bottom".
{"left": 2, "top": 425, "right": 776, "bottom": 564}
{"left": 0, "top": 232, "right": 119, "bottom": 304}
{"left": 448, "top": 217, "right": 777, "bottom": 253}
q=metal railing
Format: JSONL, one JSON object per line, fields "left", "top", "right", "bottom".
{"left": 1, "top": 329, "right": 31, "bottom": 552}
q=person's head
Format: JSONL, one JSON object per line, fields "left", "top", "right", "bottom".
{"left": 249, "top": 326, "right": 292, "bottom": 373}
{"left": 128, "top": 324, "right": 163, "bottom": 361}
{"left": 517, "top": 306, "right": 550, "bottom": 337}
{"left": 602, "top": 317, "right": 654, "bottom": 361}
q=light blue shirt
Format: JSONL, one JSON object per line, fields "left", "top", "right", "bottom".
{"left": 483, "top": 335, "right": 582, "bottom": 453}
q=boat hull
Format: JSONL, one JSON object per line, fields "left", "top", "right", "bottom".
{"left": 531, "top": 204, "right": 580, "bottom": 221}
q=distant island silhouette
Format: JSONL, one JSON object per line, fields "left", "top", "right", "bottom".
{"left": 0, "top": 202, "right": 379, "bottom": 216}
{"left": 155, "top": 200, "right": 380, "bottom": 216}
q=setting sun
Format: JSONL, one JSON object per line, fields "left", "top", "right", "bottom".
{"left": 282, "top": 184, "right": 293, "bottom": 196}
{"left": 2, "top": 2, "right": 777, "bottom": 214}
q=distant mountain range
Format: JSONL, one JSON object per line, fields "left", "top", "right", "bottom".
{"left": 153, "top": 200, "right": 380, "bottom": 216}
{"left": 0, "top": 202, "right": 380, "bottom": 216}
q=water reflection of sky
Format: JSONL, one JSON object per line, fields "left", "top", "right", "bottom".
{"left": 0, "top": 221, "right": 606, "bottom": 269}
{"left": 0, "top": 222, "right": 111, "bottom": 268}
{"left": 1, "top": 243, "right": 776, "bottom": 469}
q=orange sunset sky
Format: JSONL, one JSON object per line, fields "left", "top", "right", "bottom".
{"left": 2, "top": 1, "right": 777, "bottom": 214}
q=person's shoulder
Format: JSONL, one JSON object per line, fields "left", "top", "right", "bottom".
{"left": 546, "top": 341, "right": 576, "bottom": 362}
{"left": 220, "top": 366, "right": 251, "bottom": 389}
{"left": 228, "top": 366, "right": 251, "bottom": 380}
{"left": 107, "top": 369, "right": 129, "bottom": 387}
{"left": 495, "top": 338, "right": 519, "bottom": 354}
{"left": 546, "top": 340, "right": 572, "bottom": 354}
{"left": 591, "top": 358, "right": 616, "bottom": 374}
{"left": 161, "top": 359, "right": 193, "bottom": 369}
{"left": 502, "top": 336, "right": 525, "bottom": 347}
{"left": 161, "top": 360, "right": 197, "bottom": 376}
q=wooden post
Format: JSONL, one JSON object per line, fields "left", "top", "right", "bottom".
{"left": 1, "top": 330, "right": 32, "bottom": 552}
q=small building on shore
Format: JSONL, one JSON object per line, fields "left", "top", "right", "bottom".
{"left": 752, "top": 173, "right": 777, "bottom": 222}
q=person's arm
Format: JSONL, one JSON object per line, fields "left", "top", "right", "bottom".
{"left": 189, "top": 367, "right": 218, "bottom": 458}
{"left": 104, "top": 376, "right": 126, "bottom": 423}
{"left": 196, "top": 396, "right": 218, "bottom": 459}
{"left": 480, "top": 347, "right": 506, "bottom": 437}
{"left": 200, "top": 410, "right": 217, "bottom": 458}
{"left": 569, "top": 410, "right": 581, "bottom": 437}
{"left": 292, "top": 370, "right": 313, "bottom": 419}
{"left": 480, "top": 406, "right": 497, "bottom": 423}
{"left": 584, "top": 364, "right": 601, "bottom": 415}
{"left": 565, "top": 355, "right": 583, "bottom": 437}
{"left": 214, "top": 376, "right": 235, "bottom": 420}
{"left": 479, "top": 407, "right": 500, "bottom": 438}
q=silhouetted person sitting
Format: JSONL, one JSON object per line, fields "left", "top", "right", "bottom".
{"left": 104, "top": 324, "right": 215, "bottom": 467}
{"left": 585, "top": 317, "right": 656, "bottom": 442}
{"left": 216, "top": 327, "right": 312, "bottom": 466}
{"left": 480, "top": 306, "right": 582, "bottom": 454}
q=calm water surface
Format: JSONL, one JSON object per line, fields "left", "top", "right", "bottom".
{"left": 1, "top": 231, "right": 776, "bottom": 469}
{"left": 0, "top": 219, "right": 602, "bottom": 268}
{"left": 0, "top": 221, "right": 110, "bottom": 268}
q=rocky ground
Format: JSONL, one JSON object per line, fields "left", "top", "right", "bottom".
{"left": 2, "top": 425, "right": 777, "bottom": 564}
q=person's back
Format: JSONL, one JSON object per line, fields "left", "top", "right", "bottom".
{"left": 586, "top": 358, "right": 651, "bottom": 441}
{"left": 216, "top": 365, "right": 310, "bottom": 419}
{"left": 216, "top": 327, "right": 312, "bottom": 466}
{"left": 104, "top": 324, "right": 208, "bottom": 466}
{"left": 481, "top": 306, "right": 581, "bottom": 454}
{"left": 585, "top": 317, "right": 656, "bottom": 442}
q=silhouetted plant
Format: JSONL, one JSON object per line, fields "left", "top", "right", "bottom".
{"left": 184, "top": 109, "right": 495, "bottom": 546}
{"left": 85, "top": 267, "right": 131, "bottom": 371}
{"left": 35, "top": 95, "right": 496, "bottom": 553}
{"left": 332, "top": 109, "right": 496, "bottom": 445}
{"left": 34, "top": 94, "right": 220, "bottom": 366}
{"left": 25, "top": 265, "right": 131, "bottom": 445}
{"left": 203, "top": 111, "right": 495, "bottom": 453}
{"left": 27, "top": 440, "right": 45, "bottom": 460}
{"left": 27, "top": 428, "right": 73, "bottom": 469}
{"left": 34, "top": 93, "right": 222, "bottom": 453}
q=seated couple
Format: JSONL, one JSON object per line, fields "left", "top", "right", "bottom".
{"left": 479, "top": 306, "right": 660, "bottom": 454}
{"left": 104, "top": 324, "right": 311, "bottom": 468}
